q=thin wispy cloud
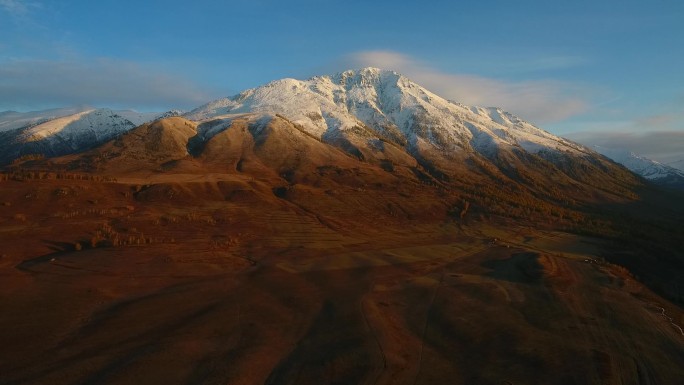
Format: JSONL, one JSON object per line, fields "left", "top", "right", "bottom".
{"left": 566, "top": 130, "right": 684, "bottom": 166}
{"left": 634, "top": 113, "right": 677, "bottom": 129}
{"left": 519, "top": 55, "right": 589, "bottom": 72}
{"left": 0, "top": 0, "right": 38, "bottom": 18}
{"left": 449, "top": 53, "right": 591, "bottom": 75}
{"left": 0, "top": 58, "right": 219, "bottom": 111}
{"left": 335, "top": 50, "right": 592, "bottom": 124}
{"left": 564, "top": 108, "right": 684, "bottom": 168}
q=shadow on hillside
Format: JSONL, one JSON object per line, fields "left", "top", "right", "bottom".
{"left": 14, "top": 240, "right": 82, "bottom": 271}
{"left": 587, "top": 185, "right": 684, "bottom": 306}
{"left": 481, "top": 252, "right": 543, "bottom": 284}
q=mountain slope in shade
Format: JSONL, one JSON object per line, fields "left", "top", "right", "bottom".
{"left": 0, "top": 108, "right": 165, "bottom": 165}
{"left": 595, "top": 146, "right": 684, "bottom": 189}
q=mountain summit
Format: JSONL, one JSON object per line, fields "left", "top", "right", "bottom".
{"left": 178, "top": 68, "right": 637, "bottom": 199}
{"left": 187, "top": 67, "right": 583, "bottom": 157}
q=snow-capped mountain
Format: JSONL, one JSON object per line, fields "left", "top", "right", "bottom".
{"left": 186, "top": 67, "right": 586, "bottom": 158}
{"left": 2, "top": 67, "right": 640, "bottom": 197}
{"left": 2, "top": 68, "right": 599, "bottom": 169}
{"left": 0, "top": 106, "right": 94, "bottom": 132}
{"left": 178, "top": 68, "right": 645, "bottom": 198}
{"left": 0, "top": 108, "right": 164, "bottom": 164}
{"left": 0, "top": 67, "right": 650, "bottom": 206}
{"left": 594, "top": 146, "right": 684, "bottom": 189}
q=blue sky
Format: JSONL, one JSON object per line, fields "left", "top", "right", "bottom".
{"left": 1, "top": 0, "right": 682, "bottom": 163}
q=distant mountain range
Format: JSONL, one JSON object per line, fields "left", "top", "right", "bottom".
{"left": 593, "top": 146, "right": 684, "bottom": 189}
{"left": 0, "top": 67, "right": 679, "bottom": 190}
{"left": 0, "top": 108, "right": 179, "bottom": 165}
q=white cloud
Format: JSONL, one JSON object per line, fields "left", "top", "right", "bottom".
{"left": 337, "top": 50, "right": 591, "bottom": 124}
{"left": 0, "top": 58, "right": 220, "bottom": 111}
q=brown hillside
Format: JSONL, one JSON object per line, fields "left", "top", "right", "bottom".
{"left": 1, "top": 114, "right": 683, "bottom": 385}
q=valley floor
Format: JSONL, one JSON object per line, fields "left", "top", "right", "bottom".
{"left": 0, "top": 178, "right": 682, "bottom": 385}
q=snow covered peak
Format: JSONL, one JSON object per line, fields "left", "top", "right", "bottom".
{"left": 155, "top": 109, "right": 185, "bottom": 120}
{"left": 19, "top": 108, "right": 142, "bottom": 142}
{"left": 594, "top": 146, "right": 684, "bottom": 181}
{"left": 186, "top": 68, "right": 586, "bottom": 156}
{"left": 330, "top": 67, "right": 403, "bottom": 86}
{"left": 0, "top": 107, "right": 164, "bottom": 165}
{"left": 0, "top": 106, "right": 93, "bottom": 132}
